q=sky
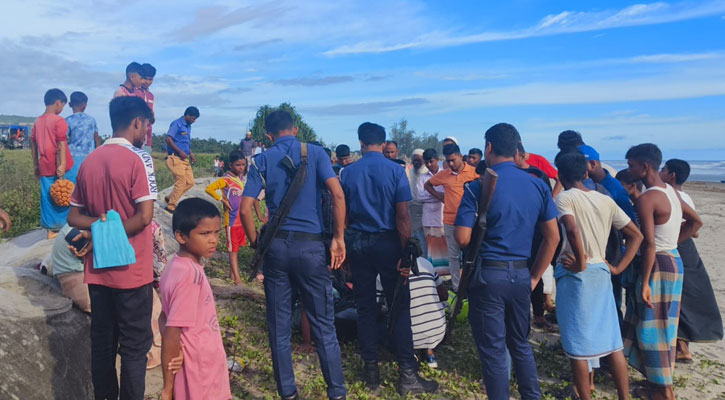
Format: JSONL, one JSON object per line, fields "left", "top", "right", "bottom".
{"left": 1, "top": 0, "right": 724, "bottom": 160}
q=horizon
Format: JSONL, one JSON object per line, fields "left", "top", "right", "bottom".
{"left": 2, "top": 1, "right": 725, "bottom": 160}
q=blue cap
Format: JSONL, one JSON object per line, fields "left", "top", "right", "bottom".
{"left": 578, "top": 145, "right": 600, "bottom": 161}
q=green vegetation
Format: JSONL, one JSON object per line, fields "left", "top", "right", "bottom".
{"left": 388, "top": 118, "right": 442, "bottom": 157}
{"left": 249, "top": 103, "right": 319, "bottom": 147}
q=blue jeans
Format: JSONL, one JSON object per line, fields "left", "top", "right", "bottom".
{"left": 468, "top": 263, "right": 541, "bottom": 400}
{"left": 347, "top": 230, "right": 417, "bottom": 370}
{"left": 263, "top": 236, "right": 346, "bottom": 398}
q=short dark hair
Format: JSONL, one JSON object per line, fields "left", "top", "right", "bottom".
{"left": 625, "top": 143, "right": 662, "bottom": 169}
{"left": 516, "top": 142, "right": 526, "bottom": 155}
{"left": 335, "top": 144, "right": 350, "bottom": 158}
{"left": 615, "top": 169, "right": 636, "bottom": 184}
{"left": 422, "top": 148, "right": 438, "bottom": 161}
{"left": 184, "top": 106, "right": 200, "bottom": 118}
{"left": 484, "top": 123, "right": 520, "bottom": 157}
{"left": 556, "top": 152, "right": 588, "bottom": 183}
{"left": 141, "top": 63, "right": 156, "bottom": 78}
{"left": 44, "top": 88, "right": 67, "bottom": 106}
{"left": 558, "top": 130, "right": 584, "bottom": 152}
{"left": 386, "top": 140, "right": 398, "bottom": 148}
{"left": 109, "top": 96, "right": 153, "bottom": 132}
{"left": 265, "top": 110, "right": 293, "bottom": 135}
{"left": 172, "top": 198, "right": 220, "bottom": 236}
{"left": 357, "top": 122, "right": 385, "bottom": 145}
{"left": 229, "top": 150, "right": 245, "bottom": 164}
{"left": 468, "top": 148, "right": 482, "bottom": 157}
{"left": 442, "top": 143, "right": 460, "bottom": 156}
{"left": 664, "top": 159, "right": 691, "bottom": 185}
{"left": 126, "top": 62, "right": 143, "bottom": 77}
{"left": 69, "top": 91, "right": 88, "bottom": 107}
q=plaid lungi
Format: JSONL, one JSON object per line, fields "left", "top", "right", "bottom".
{"left": 623, "top": 249, "right": 684, "bottom": 386}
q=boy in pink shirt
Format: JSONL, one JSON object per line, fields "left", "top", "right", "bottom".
{"left": 160, "top": 198, "right": 232, "bottom": 400}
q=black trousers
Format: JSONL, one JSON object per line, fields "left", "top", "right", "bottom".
{"left": 530, "top": 279, "right": 545, "bottom": 318}
{"left": 88, "top": 283, "right": 153, "bottom": 400}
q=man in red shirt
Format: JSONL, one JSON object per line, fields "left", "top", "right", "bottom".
{"left": 31, "top": 88, "right": 74, "bottom": 237}
{"left": 68, "top": 96, "right": 157, "bottom": 400}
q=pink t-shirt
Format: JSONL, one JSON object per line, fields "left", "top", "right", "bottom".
{"left": 160, "top": 255, "right": 232, "bottom": 400}
{"left": 142, "top": 90, "right": 155, "bottom": 146}
{"left": 31, "top": 113, "right": 74, "bottom": 176}
{"left": 70, "top": 137, "right": 157, "bottom": 289}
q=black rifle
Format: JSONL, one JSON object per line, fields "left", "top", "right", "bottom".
{"left": 445, "top": 168, "right": 498, "bottom": 338}
{"left": 247, "top": 143, "right": 309, "bottom": 282}
{"left": 387, "top": 239, "right": 422, "bottom": 335}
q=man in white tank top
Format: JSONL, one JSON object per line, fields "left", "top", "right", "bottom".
{"left": 622, "top": 144, "right": 702, "bottom": 400}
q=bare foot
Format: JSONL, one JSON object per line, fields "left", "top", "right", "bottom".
{"left": 676, "top": 339, "right": 693, "bottom": 363}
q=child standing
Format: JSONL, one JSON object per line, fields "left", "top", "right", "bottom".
{"left": 65, "top": 91, "right": 100, "bottom": 181}
{"left": 160, "top": 198, "right": 232, "bottom": 400}
{"left": 205, "top": 150, "right": 262, "bottom": 285}
{"left": 140, "top": 63, "right": 156, "bottom": 154}
{"left": 31, "top": 88, "right": 74, "bottom": 237}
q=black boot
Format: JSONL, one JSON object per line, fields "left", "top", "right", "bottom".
{"left": 281, "top": 391, "right": 298, "bottom": 400}
{"left": 363, "top": 361, "right": 380, "bottom": 389}
{"left": 398, "top": 368, "right": 439, "bottom": 396}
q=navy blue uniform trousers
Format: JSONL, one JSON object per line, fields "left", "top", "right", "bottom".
{"left": 263, "top": 234, "right": 346, "bottom": 399}
{"left": 468, "top": 262, "right": 541, "bottom": 400}
{"left": 347, "top": 230, "right": 417, "bottom": 370}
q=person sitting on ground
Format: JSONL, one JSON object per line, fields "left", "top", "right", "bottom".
{"left": 160, "top": 198, "right": 232, "bottom": 400}
{"left": 659, "top": 159, "right": 723, "bottom": 363}
{"left": 205, "top": 150, "right": 263, "bottom": 285}
{"left": 45, "top": 223, "right": 91, "bottom": 313}
{"left": 554, "top": 152, "right": 643, "bottom": 400}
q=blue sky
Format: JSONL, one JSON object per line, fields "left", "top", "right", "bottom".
{"left": 1, "top": 0, "right": 724, "bottom": 159}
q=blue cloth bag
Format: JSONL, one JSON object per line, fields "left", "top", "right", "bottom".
{"left": 92, "top": 210, "right": 136, "bottom": 269}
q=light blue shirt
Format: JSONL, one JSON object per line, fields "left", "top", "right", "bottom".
{"left": 66, "top": 112, "right": 98, "bottom": 158}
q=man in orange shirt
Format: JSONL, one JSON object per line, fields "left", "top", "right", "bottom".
{"left": 424, "top": 143, "right": 478, "bottom": 290}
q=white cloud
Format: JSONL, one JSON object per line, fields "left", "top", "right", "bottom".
{"left": 325, "top": 0, "right": 725, "bottom": 55}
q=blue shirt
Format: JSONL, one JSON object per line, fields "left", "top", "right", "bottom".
{"left": 242, "top": 136, "right": 335, "bottom": 233}
{"left": 65, "top": 112, "right": 98, "bottom": 158}
{"left": 340, "top": 151, "right": 412, "bottom": 233}
{"left": 454, "top": 161, "right": 558, "bottom": 261}
{"left": 166, "top": 117, "right": 192, "bottom": 156}
{"left": 598, "top": 170, "right": 637, "bottom": 221}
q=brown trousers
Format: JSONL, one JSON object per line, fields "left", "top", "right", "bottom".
{"left": 165, "top": 155, "right": 195, "bottom": 210}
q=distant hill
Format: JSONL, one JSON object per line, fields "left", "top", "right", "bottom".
{"left": 0, "top": 115, "right": 34, "bottom": 125}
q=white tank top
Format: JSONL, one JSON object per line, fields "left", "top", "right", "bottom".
{"left": 642, "top": 184, "right": 682, "bottom": 252}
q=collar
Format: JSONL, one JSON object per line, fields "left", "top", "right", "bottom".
{"left": 450, "top": 162, "right": 472, "bottom": 176}
{"left": 104, "top": 137, "right": 133, "bottom": 146}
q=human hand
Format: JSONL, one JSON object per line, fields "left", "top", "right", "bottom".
{"left": 34, "top": 165, "right": 41, "bottom": 180}
{"left": 68, "top": 230, "right": 93, "bottom": 257}
{"left": 0, "top": 208, "right": 10, "bottom": 233}
{"left": 560, "top": 252, "right": 576, "bottom": 270}
{"left": 56, "top": 164, "right": 65, "bottom": 179}
{"left": 397, "top": 259, "right": 411, "bottom": 278}
{"left": 178, "top": 151, "right": 188, "bottom": 161}
{"left": 642, "top": 284, "right": 653, "bottom": 309}
{"left": 221, "top": 199, "right": 232, "bottom": 212}
{"left": 256, "top": 273, "right": 264, "bottom": 283}
{"left": 329, "top": 236, "right": 346, "bottom": 270}
{"left": 167, "top": 343, "right": 184, "bottom": 374}
{"left": 160, "top": 386, "right": 173, "bottom": 400}
{"left": 530, "top": 277, "right": 539, "bottom": 291}
{"left": 190, "top": 154, "right": 196, "bottom": 164}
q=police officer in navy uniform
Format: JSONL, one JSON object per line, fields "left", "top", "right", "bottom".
{"left": 454, "top": 123, "right": 560, "bottom": 400}
{"left": 240, "top": 110, "right": 347, "bottom": 400}
{"left": 340, "top": 122, "right": 438, "bottom": 396}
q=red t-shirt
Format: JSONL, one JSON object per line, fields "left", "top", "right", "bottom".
{"left": 70, "top": 138, "right": 158, "bottom": 289}
{"left": 526, "top": 153, "right": 558, "bottom": 179}
{"left": 142, "top": 90, "right": 155, "bottom": 146}
{"left": 31, "top": 113, "right": 74, "bottom": 177}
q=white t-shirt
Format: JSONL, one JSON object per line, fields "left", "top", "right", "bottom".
{"left": 556, "top": 188, "right": 631, "bottom": 265}
{"left": 678, "top": 190, "right": 695, "bottom": 210}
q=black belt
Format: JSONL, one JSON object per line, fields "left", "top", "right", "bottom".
{"left": 275, "top": 230, "right": 323, "bottom": 241}
{"left": 480, "top": 259, "right": 529, "bottom": 269}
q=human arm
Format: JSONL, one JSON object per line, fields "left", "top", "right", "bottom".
{"left": 56, "top": 141, "right": 67, "bottom": 178}
{"left": 240, "top": 197, "right": 258, "bottom": 246}
{"left": 552, "top": 178, "right": 563, "bottom": 198}
{"left": 635, "top": 195, "right": 656, "bottom": 309}
{"left": 609, "top": 221, "right": 643, "bottom": 275}
{"left": 165, "top": 136, "right": 188, "bottom": 160}
{"left": 160, "top": 325, "right": 181, "bottom": 400}
{"left": 94, "top": 131, "right": 102, "bottom": 148}
{"left": 0, "top": 207, "right": 10, "bottom": 233}
{"left": 205, "top": 179, "right": 231, "bottom": 211}
{"left": 558, "top": 215, "right": 587, "bottom": 273}
{"left": 31, "top": 140, "right": 40, "bottom": 179}
{"left": 530, "top": 219, "right": 560, "bottom": 288}
{"left": 254, "top": 200, "right": 266, "bottom": 223}
{"left": 678, "top": 198, "right": 702, "bottom": 244}
{"left": 325, "top": 177, "right": 347, "bottom": 269}
{"left": 424, "top": 180, "right": 445, "bottom": 203}
{"left": 395, "top": 202, "right": 411, "bottom": 248}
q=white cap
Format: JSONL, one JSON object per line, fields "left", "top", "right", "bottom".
{"left": 412, "top": 148, "right": 424, "bottom": 156}
{"left": 444, "top": 136, "right": 459, "bottom": 145}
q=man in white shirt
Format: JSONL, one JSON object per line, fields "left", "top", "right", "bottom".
{"left": 417, "top": 149, "right": 447, "bottom": 272}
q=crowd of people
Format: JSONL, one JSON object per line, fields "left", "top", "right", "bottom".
{"left": 6, "top": 59, "right": 720, "bottom": 400}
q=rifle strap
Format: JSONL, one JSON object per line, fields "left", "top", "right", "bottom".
{"left": 259, "top": 142, "right": 308, "bottom": 240}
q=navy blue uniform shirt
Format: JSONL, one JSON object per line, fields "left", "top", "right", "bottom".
{"left": 166, "top": 117, "right": 192, "bottom": 156}
{"left": 599, "top": 170, "right": 637, "bottom": 221}
{"left": 340, "top": 151, "right": 412, "bottom": 233}
{"left": 243, "top": 136, "right": 335, "bottom": 233}
{"left": 454, "top": 161, "right": 557, "bottom": 261}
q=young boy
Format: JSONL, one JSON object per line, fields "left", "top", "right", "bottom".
{"left": 31, "top": 88, "right": 74, "bottom": 237}
{"left": 554, "top": 152, "right": 643, "bottom": 400}
{"left": 622, "top": 144, "right": 702, "bottom": 400}
{"left": 114, "top": 62, "right": 145, "bottom": 99}
{"left": 140, "top": 63, "right": 156, "bottom": 154}
{"left": 205, "top": 150, "right": 263, "bottom": 285}
{"left": 160, "top": 198, "right": 232, "bottom": 400}
{"left": 65, "top": 91, "right": 100, "bottom": 181}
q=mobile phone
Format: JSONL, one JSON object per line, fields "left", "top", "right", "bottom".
{"left": 65, "top": 228, "right": 89, "bottom": 252}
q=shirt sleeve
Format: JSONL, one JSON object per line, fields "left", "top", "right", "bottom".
{"left": 70, "top": 164, "right": 86, "bottom": 208}
{"left": 242, "top": 155, "right": 263, "bottom": 199}
{"left": 428, "top": 170, "right": 445, "bottom": 187}
{"left": 416, "top": 175, "right": 434, "bottom": 202}
{"left": 163, "top": 265, "right": 202, "bottom": 328}
{"left": 131, "top": 151, "right": 158, "bottom": 203}
{"left": 55, "top": 118, "right": 69, "bottom": 142}
{"left": 555, "top": 192, "right": 574, "bottom": 218}
{"left": 315, "top": 146, "right": 336, "bottom": 182}
{"left": 30, "top": 123, "right": 37, "bottom": 143}
{"left": 454, "top": 180, "right": 478, "bottom": 227}
{"left": 205, "top": 178, "right": 226, "bottom": 201}
{"left": 611, "top": 200, "right": 632, "bottom": 230}
{"left": 395, "top": 168, "right": 413, "bottom": 203}
{"left": 166, "top": 120, "right": 179, "bottom": 137}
